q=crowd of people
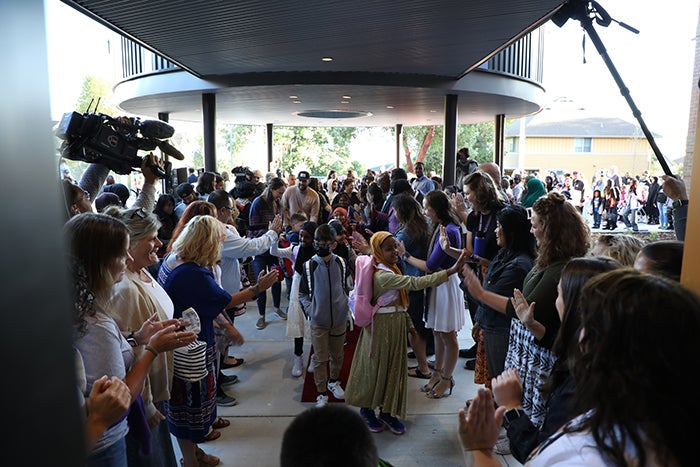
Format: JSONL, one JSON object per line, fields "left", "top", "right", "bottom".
{"left": 61, "top": 149, "right": 696, "bottom": 466}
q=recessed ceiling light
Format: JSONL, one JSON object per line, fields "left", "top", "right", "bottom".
{"left": 429, "top": 110, "right": 437, "bottom": 113}
{"left": 321, "top": 57, "right": 333, "bottom": 62}
{"left": 289, "top": 95, "right": 298, "bottom": 99}
{"left": 293, "top": 100, "right": 302, "bottom": 104}
{"left": 386, "top": 105, "right": 394, "bottom": 109}
{"left": 341, "top": 101, "right": 350, "bottom": 104}
{"left": 342, "top": 95, "right": 351, "bottom": 99}
{"left": 294, "top": 110, "right": 373, "bottom": 119}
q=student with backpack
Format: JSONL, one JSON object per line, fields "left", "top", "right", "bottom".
{"left": 345, "top": 231, "right": 466, "bottom": 435}
{"left": 298, "top": 224, "right": 351, "bottom": 408}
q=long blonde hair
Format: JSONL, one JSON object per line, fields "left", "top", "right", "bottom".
{"left": 170, "top": 215, "right": 224, "bottom": 269}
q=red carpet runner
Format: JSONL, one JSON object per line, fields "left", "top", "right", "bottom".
{"left": 300, "top": 325, "right": 362, "bottom": 402}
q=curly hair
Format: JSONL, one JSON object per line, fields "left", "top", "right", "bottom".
{"left": 573, "top": 269, "right": 700, "bottom": 467}
{"left": 462, "top": 170, "right": 504, "bottom": 212}
{"left": 170, "top": 215, "right": 225, "bottom": 269}
{"left": 591, "top": 234, "right": 644, "bottom": 267}
{"left": 532, "top": 191, "right": 590, "bottom": 269}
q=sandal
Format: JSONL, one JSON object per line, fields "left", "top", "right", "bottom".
{"left": 212, "top": 417, "right": 230, "bottom": 429}
{"left": 180, "top": 448, "right": 220, "bottom": 467}
{"left": 202, "top": 429, "right": 221, "bottom": 442}
{"left": 407, "top": 367, "right": 431, "bottom": 379}
{"left": 420, "top": 368, "right": 442, "bottom": 392}
{"left": 427, "top": 375, "right": 455, "bottom": 399}
{"left": 221, "top": 357, "right": 244, "bottom": 369}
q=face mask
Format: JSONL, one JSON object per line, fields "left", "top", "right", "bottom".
{"left": 315, "top": 245, "right": 331, "bottom": 257}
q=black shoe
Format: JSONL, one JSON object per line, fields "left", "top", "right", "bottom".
{"left": 407, "top": 351, "right": 416, "bottom": 359}
{"left": 426, "top": 349, "right": 435, "bottom": 357}
{"left": 464, "top": 359, "right": 476, "bottom": 370}
{"left": 459, "top": 345, "right": 477, "bottom": 359}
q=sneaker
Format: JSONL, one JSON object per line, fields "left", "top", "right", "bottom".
{"left": 216, "top": 394, "right": 238, "bottom": 407}
{"left": 307, "top": 355, "right": 315, "bottom": 373}
{"left": 378, "top": 412, "right": 406, "bottom": 435}
{"left": 494, "top": 435, "right": 511, "bottom": 455}
{"left": 291, "top": 355, "right": 303, "bottom": 377}
{"left": 275, "top": 308, "right": 288, "bottom": 320}
{"left": 459, "top": 345, "right": 477, "bottom": 359}
{"left": 219, "top": 374, "right": 239, "bottom": 386}
{"left": 315, "top": 393, "right": 328, "bottom": 408}
{"left": 327, "top": 380, "right": 345, "bottom": 400}
{"left": 360, "top": 408, "right": 384, "bottom": 433}
{"left": 255, "top": 316, "right": 266, "bottom": 330}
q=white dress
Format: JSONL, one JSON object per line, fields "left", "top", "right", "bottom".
{"left": 425, "top": 273, "right": 466, "bottom": 333}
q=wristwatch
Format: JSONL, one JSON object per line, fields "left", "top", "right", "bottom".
{"left": 127, "top": 330, "right": 138, "bottom": 348}
{"left": 503, "top": 408, "right": 526, "bottom": 428}
{"left": 672, "top": 199, "right": 689, "bottom": 209}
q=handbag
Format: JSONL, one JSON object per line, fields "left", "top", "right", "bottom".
{"left": 172, "top": 340, "right": 208, "bottom": 382}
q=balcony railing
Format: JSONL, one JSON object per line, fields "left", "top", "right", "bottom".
{"left": 121, "top": 28, "right": 544, "bottom": 83}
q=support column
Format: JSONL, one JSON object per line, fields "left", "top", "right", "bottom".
{"left": 157, "top": 111, "right": 172, "bottom": 193}
{"left": 266, "top": 123, "right": 274, "bottom": 173}
{"left": 202, "top": 93, "right": 216, "bottom": 173}
{"left": 395, "top": 124, "right": 403, "bottom": 169}
{"left": 443, "top": 94, "right": 458, "bottom": 186}
{"left": 680, "top": 102, "right": 700, "bottom": 295}
{"left": 494, "top": 113, "right": 505, "bottom": 169}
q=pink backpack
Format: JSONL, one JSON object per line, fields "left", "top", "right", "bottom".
{"left": 349, "top": 255, "right": 398, "bottom": 327}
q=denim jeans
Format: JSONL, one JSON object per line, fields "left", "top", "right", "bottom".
{"left": 623, "top": 206, "right": 638, "bottom": 231}
{"left": 658, "top": 202, "right": 668, "bottom": 228}
{"left": 252, "top": 254, "right": 281, "bottom": 316}
{"left": 87, "top": 437, "right": 127, "bottom": 467}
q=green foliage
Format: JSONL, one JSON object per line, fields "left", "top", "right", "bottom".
{"left": 399, "top": 122, "right": 495, "bottom": 175}
{"left": 273, "top": 127, "right": 357, "bottom": 177}
{"left": 220, "top": 124, "right": 254, "bottom": 172}
{"left": 75, "top": 75, "right": 119, "bottom": 116}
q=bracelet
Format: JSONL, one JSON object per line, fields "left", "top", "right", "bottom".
{"left": 144, "top": 345, "right": 159, "bottom": 357}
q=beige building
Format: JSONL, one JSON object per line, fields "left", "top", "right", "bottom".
{"left": 504, "top": 115, "right": 660, "bottom": 182}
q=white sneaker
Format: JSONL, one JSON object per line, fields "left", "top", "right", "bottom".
{"left": 315, "top": 393, "right": 329, "bottom": 408}
{"left": 292, "top": 355, "right": 303, "bottom": 377}
{"left": 307, "top": 355, "right": 315, "bottom": 373}
{"left": 327, "top": 380, "right": 345, "bottom": 400}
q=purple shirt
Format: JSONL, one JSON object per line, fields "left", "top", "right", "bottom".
{"left": 426, "top": 222, "right": 461, "bottom": 272}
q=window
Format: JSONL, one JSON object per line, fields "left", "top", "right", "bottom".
{"left": 574, "top": 138, "right": 591, "bottom": 153}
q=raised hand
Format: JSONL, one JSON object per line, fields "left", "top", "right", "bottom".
{"left": 257, "top": 269, "right": 279, "bottom": 291}
{"left": 268, "top": 214, "right": 283, "bottom": 234}
{"left": 491, "top": 369, "right": 523, "bottom": 410}
{"left": 510, "top": 289, "right": 535, "bottom": 327}
{"left": 439, "top": 224, "right": 452, "bottom": 252}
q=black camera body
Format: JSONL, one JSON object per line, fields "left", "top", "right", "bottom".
{"left": 231, "top": 165, "right": 254, "bottom": 184}
{"left": 56, "top": 111, "right": 184, "bottom": 177}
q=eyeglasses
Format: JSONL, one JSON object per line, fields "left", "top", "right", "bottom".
{"left": 130, "top": 207, "right": 147, "bottom": 219}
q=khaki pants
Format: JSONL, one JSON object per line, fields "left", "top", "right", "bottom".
{"left": 311, "top": 323, "right": 346, "bottom": 393}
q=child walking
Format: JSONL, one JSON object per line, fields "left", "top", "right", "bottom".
{"left": 299, "top": 224, "right": 351, "bottom": 407}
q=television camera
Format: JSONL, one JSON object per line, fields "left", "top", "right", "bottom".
{"left": 56, "top": 104, "right": 184, "bottom": 178}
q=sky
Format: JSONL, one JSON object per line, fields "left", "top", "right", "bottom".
{"left": 45, "top": 0, "right": 700, "bottom": 168}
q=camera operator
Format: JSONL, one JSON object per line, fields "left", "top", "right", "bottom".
{"left": 63, "top": 154, "right": 164, "bottom": 221}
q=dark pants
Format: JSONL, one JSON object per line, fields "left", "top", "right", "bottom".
{"left": 407, "top": 289, "right": 434, "bottom": 354}
{"left": 483, "top": 329, "right": 509, "bottom": 379}
{"left": 252, "top": 254, "right": 281, "bottom": 316}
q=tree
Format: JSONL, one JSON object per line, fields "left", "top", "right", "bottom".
{"left": 273, "top": 127, "right": 357, "bottom": 177}
{"left": 74, "top": 75, "right": 119, "bottom": 116}
{"left": 399, "top": 122, "right": 496, "bottom": 176}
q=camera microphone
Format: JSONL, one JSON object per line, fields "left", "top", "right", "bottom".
{"left": 139, "top": 119, "right": 175, "bottom": 139}
{"left": 158, "top": 140, "right": 185, "bottom": 160}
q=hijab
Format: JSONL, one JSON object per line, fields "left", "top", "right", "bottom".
{"left": 521, "top": 177, "right": 547, "bottom": 208}
{"left": 370, "top": 231, "right": 408, "bottom": 307}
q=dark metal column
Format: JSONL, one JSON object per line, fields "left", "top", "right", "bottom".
{"left": 202, "top": 93, "right": 216, "bottom": 172}
{"left": 395, "top": 124, "right": 403, "bottom": 169}
{"left": 157, "top": 111, "right": 172, "bottom": 193}
{"left": 443, "top": 95, "right": 458, "bottom": 186}
{"left": 266, "top": 123, "right": 274, "bottom": 173}
{"left": 494, "top": 113, "right": 505, "bottom": 169}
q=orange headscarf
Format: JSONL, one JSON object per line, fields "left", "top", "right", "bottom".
{"left": 370, "top": 231, "right": 409, "bottom": 308}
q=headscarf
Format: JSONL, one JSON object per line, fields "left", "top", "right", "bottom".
{"left": 332, "top": 207, "right": 349, "bottom": 231}
{"left": 370, "top": 232, "right": 408, "bottom": 308}
{"left": 521, "top": 177, "right": 547, "bottom": 208}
